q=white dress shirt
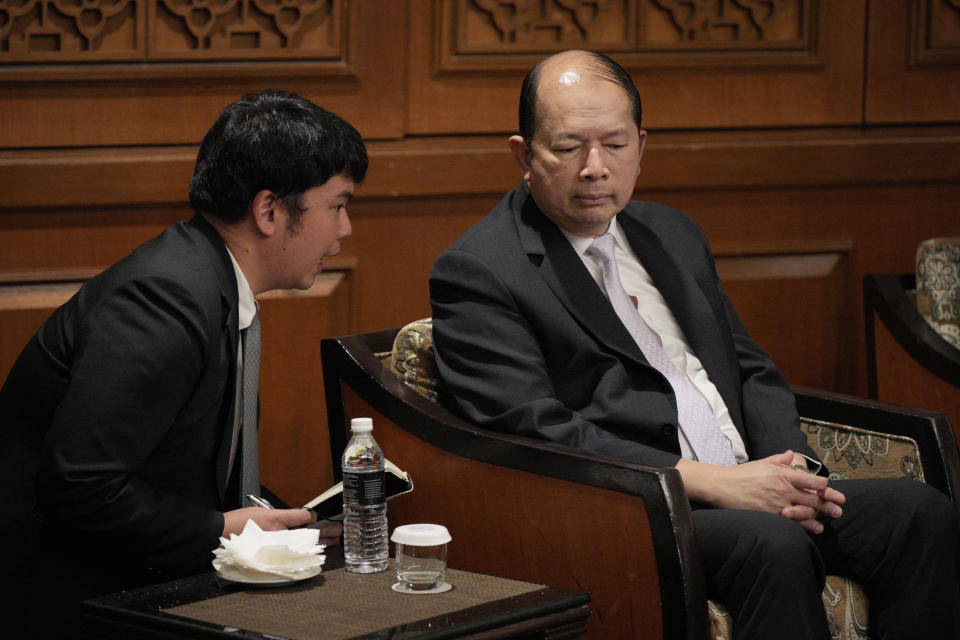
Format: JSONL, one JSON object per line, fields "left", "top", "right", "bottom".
{"left": 561, "top": 217, "right": 749, "bottom": 464}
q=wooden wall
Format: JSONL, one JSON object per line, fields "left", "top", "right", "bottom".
{"left": 2, "top": 0, "right": 960, "bottom": 504}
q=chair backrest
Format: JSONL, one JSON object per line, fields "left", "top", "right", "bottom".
{"left": 916, "top": 237, "right": 960, "bottom": 351}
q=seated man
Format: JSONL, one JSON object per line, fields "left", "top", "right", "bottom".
{"left": 0, "top": 90, "right": 363, "bottom": 633}
{"left": 429, "top": 50, "right": 960, "bottom": 639}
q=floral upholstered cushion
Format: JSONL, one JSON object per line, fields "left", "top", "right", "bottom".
{"left": 386, "top": 320, "right": 925, "bottom": 640}
{"left": 916, "top": 237, "right": 960, "bottom": 350}
{"left": 385, "top": 318, "right": 442, "bottom": 404}
{"left": 709, "top": 576, "right": 869, "bottom": 640}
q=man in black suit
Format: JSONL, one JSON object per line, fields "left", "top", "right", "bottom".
{"left": 430, "top": 50, "right": 960, "bottom": 638}
{"left": 0, "top": 90, "right": 364, "bottom": 632}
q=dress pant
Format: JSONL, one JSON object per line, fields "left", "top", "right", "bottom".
{"left": 694, "top": 478, "right": 960, "bottom": 640}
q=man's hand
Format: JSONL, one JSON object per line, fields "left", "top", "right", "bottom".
{"left": 676, "top": 450, "right": 845, "bottom": 534}
{"left": 779, "top": 452, "right": 845, "bottom": 533}
{"left": 223, "top": 507, "right": 317, "bottom": 537}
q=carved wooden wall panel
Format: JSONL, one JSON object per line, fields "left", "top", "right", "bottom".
{"left": 445, "top": 0, "right": 636, "bottom": 60}
{"left": 411, "top": 0, "right": 863, "bottom": 133}
{"left": 1, "top": 0, "right": 344, "bottom": 62}
{"left": 643, "top": 0, "right": 811, "bottom": 51}
{"left": 441, "top": 0, "right": 815, "bottom": 69}
{"left": 0, "top": 0, "right": 144, "bottom": 62}
{"left": 0, "top": 0, "right": 405, "bottom": 145}
{"left": 866, "top": 0, "right": 960, "bottom": 123}
{"left": 149, "top": 0, "right": 341, "bottom": 60}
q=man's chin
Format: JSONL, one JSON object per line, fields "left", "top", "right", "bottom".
{"left": 290, "top": 275, "right": 318, "bottom": 291}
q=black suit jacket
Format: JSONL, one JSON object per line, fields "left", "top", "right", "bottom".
{"left": 430, "top": 184, "right": 817, "bottom": 469}
{"left": 1, "top": 216, "right": 241, "bottom": 591}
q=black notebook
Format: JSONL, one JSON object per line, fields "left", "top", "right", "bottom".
{"left": 302, "top": 459, "right": 413, "bottom": 521}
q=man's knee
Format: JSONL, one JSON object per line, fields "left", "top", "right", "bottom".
{"left": 864, "top": 479, "right": 957, "bottom": 529}
{"left": 901, "top": 481, "right": 960, "bottom": 543}
{"left": 742, "top": 513, "right": 821, "bottom": 575}
{"left": 698, "top": 509, "right": 824, "bottom": 584}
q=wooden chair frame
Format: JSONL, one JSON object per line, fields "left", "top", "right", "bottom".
{"left": 864, "top": 273, "right": 960, "bottom": 396}
{"left": 322, "top": 328, "right": 960, "bottom": 640}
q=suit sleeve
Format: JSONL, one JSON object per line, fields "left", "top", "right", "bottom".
{"left": 37, "top": 276, "right": 224, "bottom": 575}
{"left": 430, "top": 248, "right": 683, "bottom": 469}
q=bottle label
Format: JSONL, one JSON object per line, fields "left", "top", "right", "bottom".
{"left": 343, "top": 469, "right": 386, "bottom": 505}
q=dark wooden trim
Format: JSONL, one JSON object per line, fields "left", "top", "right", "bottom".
{"left": 864, "top": 274, "right": 960, "bottom": 390}
{"left": 3, "top": 128, "right": 960, "bottom": 210}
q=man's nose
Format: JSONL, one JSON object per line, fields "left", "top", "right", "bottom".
{"left": 580, "top": 146, "right": 608, "bottom": 180}
{"left": 339, "top": 211, "right": 352, "bottom": 239}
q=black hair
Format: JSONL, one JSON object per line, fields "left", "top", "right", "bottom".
{"left": 189, "top": 90, "right": 368, "bottom": 224}
{"left": 518, "top": 50, "right": 642, "bottom": 144}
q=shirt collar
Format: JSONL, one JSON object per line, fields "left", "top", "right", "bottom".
{"left": 560, "top": 215, "right": 627, "bottom": 258}
{"left": 224, "top": 245, "right": 257, "bottom": 331}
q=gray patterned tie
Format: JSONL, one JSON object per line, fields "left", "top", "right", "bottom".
{"left": 240, "top": 311, "right": 261, "bottom": 499}
{"left": 586, "top": 233, "right": 736, "bottom": 466}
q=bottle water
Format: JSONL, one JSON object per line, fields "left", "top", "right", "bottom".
{"left": 342, "top": 417, "right": 389, "bottom": 573}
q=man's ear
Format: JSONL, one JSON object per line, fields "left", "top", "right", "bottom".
{"left": 508, "top": 135, "right": 532, "bottom": 183}
{"left": 636, "top": 129, "right": 648, "bottom": 178}
{"left": 249, "top": 189, "right": 280, "bottom": 237}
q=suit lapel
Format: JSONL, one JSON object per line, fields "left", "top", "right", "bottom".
{"left": 514, "top": 190, "right": 652, "bottom": 370}
{"left": 617, "top": 211, "right": 743, "bottom": 426}
{"left": 187, "top": 215, "right": 241, "bottom": 508}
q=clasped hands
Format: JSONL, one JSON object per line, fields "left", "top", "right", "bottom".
{"left": 676, "top": 450, "right": 845, "bottom": 534}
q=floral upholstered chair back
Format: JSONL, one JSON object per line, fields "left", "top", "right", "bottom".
{"left": 383, "top": 318, "right": 928, "bottom": 640}
{"left": 916, "top": 237, "right": 960, "bottom": 350}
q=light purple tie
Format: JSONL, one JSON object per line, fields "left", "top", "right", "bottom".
{"left": 586, "top": 233, "right": 736, "bottom": 466}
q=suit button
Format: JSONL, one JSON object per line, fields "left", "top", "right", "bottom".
{"left": 661, "top": 424, "right": 676, "bottom": 437}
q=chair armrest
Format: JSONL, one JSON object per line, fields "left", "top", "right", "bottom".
{"left": 794, "top": 386, "right": 960, "bottom": 509}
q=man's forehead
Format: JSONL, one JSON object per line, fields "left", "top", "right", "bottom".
{"left": 536, "top": 79, "right": 633, "bottom": 129}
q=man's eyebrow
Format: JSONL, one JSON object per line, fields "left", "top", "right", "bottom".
{"left": 551, "top": 128, "right": 628, "bottom": 141}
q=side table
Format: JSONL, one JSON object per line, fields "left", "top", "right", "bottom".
{"left": 83, "top": 550, "right": 590, "bottom": 640}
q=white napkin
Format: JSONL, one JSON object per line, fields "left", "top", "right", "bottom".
{"left": 213, "top": 519, "right": 326, "bottom": 580}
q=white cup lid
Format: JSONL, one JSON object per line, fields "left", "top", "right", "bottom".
{"left": 391, "top": 523, "right": 451, "bottom": 546}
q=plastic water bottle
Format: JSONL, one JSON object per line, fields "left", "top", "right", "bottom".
{"left": 342, "top": 417, "right": 389, "bottom": 573}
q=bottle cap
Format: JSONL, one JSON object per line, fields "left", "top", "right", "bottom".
{"left": 350, "top": 417, "right": 373, "bottom": 432}
{"left": 391, "top": 523, "right": 451, "bottom": 546}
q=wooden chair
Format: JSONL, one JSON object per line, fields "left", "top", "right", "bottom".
{"left": 322, "top": 321, "right": 960, "bottom": 640}
{"left": 865, "top": 273, "right": 960, "bottom": 449}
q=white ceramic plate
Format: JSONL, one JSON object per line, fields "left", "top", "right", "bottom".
{"left": 213, "top": 561, "right": 324, "bottom": 587}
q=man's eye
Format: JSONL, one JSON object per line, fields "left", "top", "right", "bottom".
{"left": 607, "top": 144, "right": 626, "bottom": 150}
{"left": 555, "top": 147, "right": 578, "bottom": 154}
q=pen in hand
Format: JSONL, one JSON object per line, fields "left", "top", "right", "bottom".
{"left": 245, "top": 494, "right": 274, "bottom": 509}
